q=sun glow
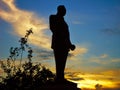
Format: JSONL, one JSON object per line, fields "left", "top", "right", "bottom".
{"left": 77, "top": 79, "right": 117, "bottom": 89}
{"left": 66, "top": 72, "right": 120, "bottom": 90}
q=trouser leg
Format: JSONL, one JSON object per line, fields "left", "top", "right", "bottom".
{"left": 53, "top": 49, "right": 68, "bottom": 81}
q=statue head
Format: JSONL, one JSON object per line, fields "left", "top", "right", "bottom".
{"left": 57, "top": 5, "right": 66, "bottom": 16}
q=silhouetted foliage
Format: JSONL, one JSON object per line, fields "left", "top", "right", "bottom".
{"left": 0, "top": 62, "right": 54, "bottom": 90}
{"left": 0, "top": 28, "right": 55, "bottom": 90}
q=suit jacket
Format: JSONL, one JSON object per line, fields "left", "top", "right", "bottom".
{"left": 49, "top": 15, "right": 72, "bottom": 50}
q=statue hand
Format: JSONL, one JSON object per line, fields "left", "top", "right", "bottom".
{"left": 70, "top": 44, "right": 76, "bottom": 51}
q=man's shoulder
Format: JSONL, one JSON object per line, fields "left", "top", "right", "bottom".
{"left": 50, "top": 14, "right": 56, "bottom": 17}
{"left": 50, "top": 15, "right": 57, "bottom": 18}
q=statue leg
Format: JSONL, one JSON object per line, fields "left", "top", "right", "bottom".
{"left": 54, "top": 49, "right": 68, "bottom": 82}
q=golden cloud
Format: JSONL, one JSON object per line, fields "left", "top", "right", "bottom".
{"left": 65, "top": 71, "right": 120, "bottom": 89}
{"left": 70, "top": 46, "right": 88, "bottom": 56}
{"left": 0, "top": 0, "right": 50, "bottom": 49}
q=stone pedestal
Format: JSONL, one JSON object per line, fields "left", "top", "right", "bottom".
{"left": 39, "top": 81, "right": 81, "bottom": 90}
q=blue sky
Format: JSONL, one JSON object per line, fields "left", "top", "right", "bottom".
{"left": 0, "top": 0, "right": 120, "bottom": 89}
{"left": 15, "top": 0, "right": 120, "bottom": 57}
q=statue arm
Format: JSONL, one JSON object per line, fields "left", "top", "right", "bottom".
{"left": 68, "top": 30, "right": 76, "bottom": 51}
{"left": 49, "top": 15, "right": 56, "bottom": 33}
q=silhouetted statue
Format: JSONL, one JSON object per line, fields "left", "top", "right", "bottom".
{"left": 49, "top": 5, "right": 76, "bottom": 83}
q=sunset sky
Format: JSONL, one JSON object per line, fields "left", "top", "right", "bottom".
{"left": 0, "top": 0, "right": 120, "bottom": 89}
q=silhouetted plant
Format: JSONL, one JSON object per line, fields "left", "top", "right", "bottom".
{"left": 0, "top": 28, "right": 33, "bottom": 77}
{"left": 19, "top": 28, "right": 33, "bottom": 66}
{"left": 0, "top": 28, "right": 55, "bottom": 90}
{"left": 1, "top": 62, "right": 54, "bottom": 90}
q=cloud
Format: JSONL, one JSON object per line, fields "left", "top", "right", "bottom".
{"left": 69, "top": 45, "right": 88, "bottom": 58}
{"left": 111, "top": 58, "right": 120, "bottom": 63}
{"left": 86, "top": 54, "right": 109, "bottom": 65}
{"left": 68, "top": 77, "right": 84, "bottom": 81}
{"left": 90, "top": 55, "right": 120, "bottom": 67}
{"left": 65, "top": 71, "right": 120, "bottom": 89}
{"left": 99, "top": 54, "right": 108, "bottom": 58}
{"left": 101, "top": 70, "right": 120, "bottom": 77}
{"left": 102, "top": 28, "right": 120, "bottom": 35}
{"left": 33, "top": 48, "right": 53, "bottom": 60}
{"left": 95, "top": 84, "right": 102, "bottom": 90}
{"left": 0, "top": 0, "right": 50, "bottom": 49}
{"left": 72, "top": 21, "right": 84, "bottom": 25}
{"left": 65, "top": 72, "right": 85, "bottom": 81}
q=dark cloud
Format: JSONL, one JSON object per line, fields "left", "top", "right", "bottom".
{"left": 33, "top": 48, "right": 53, "bottom": 60}
{"left": 33, "top": 48, "right": 78, "bottom": 60}
{"left": 65, "top": 72, "right": 85, "bottom": 81}
{"left": 68, "top": 77, "right": 84, "bottom": 81}
{"left": 95, "top": 84, "right": 102, "bottom": 90}
{"left": 102, "top": 28, "right": 120, "bottom": 35}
